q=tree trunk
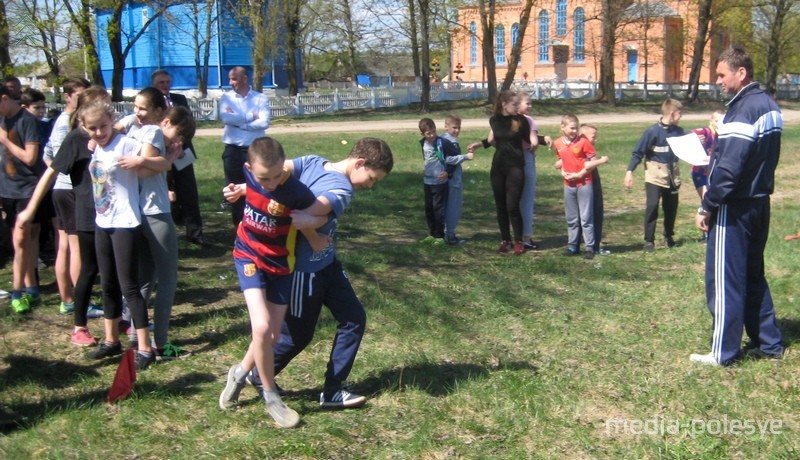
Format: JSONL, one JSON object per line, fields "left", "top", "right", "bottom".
{"left": 340, "top": 0, "right": 359, "bottom": 87}
{"left": 62, "top": 0, "right": 104, "bottom": 85}
{"left": 284, "top": 0, "right": 302, "bottom": 95}
{"left": 0, "top": 0, "right": 12, "bottom": 77}
{"left": 596, "top": 0, "right": 618, "bottom": 105}
{"left": 686, "top": 0, "right": 712, "bottom": 103}
{"left": 418, "top": 0, "right": 431, "bottom": 113}
{"left": 501, "top": 0, "right": 534, "bottom": 91}
{"left": 764, "top": 0, "right": 788, "bottom": 96}
{"left": 408, "top": 0, "right": 421, "bottom": 78}
{"left": 478, "top": 0, "right": 498, "bottom": 103}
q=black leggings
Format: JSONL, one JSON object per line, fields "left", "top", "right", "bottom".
{"left": 95, "top": 227, "right": 147, "bottom": 329}
{"left": 73, "top": 231, "right": 98, "bottom": 327}
{"left": 491, "top": 164, "right": 525, "bottom": 242}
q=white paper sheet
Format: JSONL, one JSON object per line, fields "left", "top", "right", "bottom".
{"left": 173, "top": 148, "right": 196, "bottom": 171}
{"left": 666, "top": 133, "right": 710, "bottom": 166}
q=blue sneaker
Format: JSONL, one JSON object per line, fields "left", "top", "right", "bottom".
{"left": 87, "top": 304, "right": 104, "bottom": 319}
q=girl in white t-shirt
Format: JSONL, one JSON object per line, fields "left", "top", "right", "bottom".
{"left": 115, "top": 87, "right": 195, "bottom": 361}
{"left": 80, "top": 100, "right": 156, "bottom": 370}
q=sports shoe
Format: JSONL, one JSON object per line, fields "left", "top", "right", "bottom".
{"left": 744, "top": 348, "right": 783, "bottom": 361}
{"left": 513, "top": 241, "right": 524, "bottom": 255}
{"left": 71, "top": 328, "right": 97, "bottom": 347}
{"left": 156, "top": 343, "right": 191, "bottom": 362}
{"left": 665, "top": 237, "right": 676, "bottom": 248}
{"left": 444, "top": 235, "right": 466, "bottom": 245}
{"left": 245, "top": 370, "right": 264, "bottom": 393}
{"left": 85, "top": 341, "right": 122, "bottom": 360}
{"left": 643, "top": 242, "right": 655, "bottom": 252}
{"left": 431, "top": 238, "right": 445, "bottom": 246}
{"left": 264, "top": 391, "right": 301, "bottom": 428}
{"left": 59, "top": 302, "right": 75, "bottom": 315}
{"left": 598, "top": 248, "right": 612, "bottom": 256}
{"left": 11, "top": 296, "right": 31, "bottom": 314}
{"left": 562, "top": 247, "right": 578, "bottom": 257}
{"left": 496, "top": 241, "right": 512, "bottom": 253}
{"left": 523, "top": 240, "right": 538, "bottom": 251}
{"left": 419, "top": 236, "right": 436, "bottom": 244}
{"left": 584, "top": 250, "right": 595, "bottom": 260}
{"left": 219, "top": 365, "right": 246, "bottom": 410}
{"left": 689, "top": 352, "right": 720, "bottom": 366}
{"left": 0, "top": 289, "right": 9, "bottom": 299}
{"left": 320, "top": 388, "right": 367, "bottom": 409}
{"left": 87, "top": 304, "right": 104, "bottom": 319}
{"left": 22, "top": 293, "right": 41, "bottom": 307}
{"left": 134, "top": 351, "right": 156, "bottom": 370}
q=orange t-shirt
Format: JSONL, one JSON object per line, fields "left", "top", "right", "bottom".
{"left": 554, "top": 135, "right": 596, "bottom": 187}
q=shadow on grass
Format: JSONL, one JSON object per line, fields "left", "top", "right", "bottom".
{"left": 0, "top": 367, "right": 216, "bottom": 433}
{"left": 358, "top": 360, "right": 538, "bottom": 398}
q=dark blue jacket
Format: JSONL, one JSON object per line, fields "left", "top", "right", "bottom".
{"left": 703, "top": 82, "right": 782, "bottom": 211}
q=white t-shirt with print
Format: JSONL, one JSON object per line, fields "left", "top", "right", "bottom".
{"left": 90, "top": 133, "right": 142, "bottom": 229}
{"left": 126, "top": 120, "right": 170, "bottom": 216}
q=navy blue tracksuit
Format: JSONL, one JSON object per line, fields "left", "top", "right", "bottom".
{"left": 702, "top": 82, "right": 784, "bottom": 364}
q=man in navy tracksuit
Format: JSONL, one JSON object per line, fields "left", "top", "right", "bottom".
{"left": 691, "top": 47, "right": 784, "bottom": 366}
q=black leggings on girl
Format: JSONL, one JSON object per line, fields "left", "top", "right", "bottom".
{"left": 95, "top": 227, "right": 147, "bottom": 328}
{"left": 491, "top": 164, "right": 525, "bottom": 242}
{"left": 73, "top": 230, "right": 98, "bottom": 328}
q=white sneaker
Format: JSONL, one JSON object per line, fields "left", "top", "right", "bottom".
{"left": 689, "top": 352, "right": 720, "bottom": 366}
{"left": 264, "top": 390, "right": 300, "bottom": 428}
{"left": 0, "top": 289, "right": 9, "bottom": 299}
{"left": 320, "top": 388, "right": 367, "bottom": 409}
{"left": 219, "top": 365, "right": 246, "bottom": 410}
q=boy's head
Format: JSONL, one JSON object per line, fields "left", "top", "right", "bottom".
{"left": 560, "top": 114, "right": 580, "bottom": 140}
{"left": 4, "top": 77, "right": 21, "bottom": 100}
{"left": 444, "top": 114, "right": 461, "bottom": 138}
{"left": 661, "top": 98, "right": 683, "bottom": 125}
{"left": 580, "top": 123, "right": 597, "bottom": 144}
{"left": 0, "top": 85, "right": 20, "bottom": 116}
{"left": 246, "top": 136, "right": 288, "bottom": 192}
{"left": 63, "top": 77, "right": 91, "bottom": 112}
{"left": 709, "top": 109, "right": 725, "bottom": 131}
{"left": 161, "top": 106, "right": 196, "bottom": 145}
{"left": 347, "top": 137, "right": 394, "bottom": 188}
{"left": 20, "top": 88, "right": 47, "bottom": 120}
{"left": 419, "top": 118, "right": 437, "bottom": 144}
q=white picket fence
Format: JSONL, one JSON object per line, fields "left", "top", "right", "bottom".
{"left": 67, "top": 80, "right": 800, "bottom": 121}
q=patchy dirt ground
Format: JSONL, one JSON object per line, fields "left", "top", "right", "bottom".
{"left": 196, "top": 109, "right": 800, "bottom": 137}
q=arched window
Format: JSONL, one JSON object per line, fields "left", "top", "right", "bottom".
{"left": 538, "top": 11, "right": 550, "bottom": 62}
{"left": 470, "top": 22, "right": 477, "bottom": 65}
{"left": 556, "top": 0, "right": 567, "bottom": 37}
{"left": 496, "top": 24, "right": 506, "bottom": 64}
{"left": 511, "top": 23, "right": 520, "bottom": 63}
{"left": 574, "top": 8, "right": 585, "bottom": 62}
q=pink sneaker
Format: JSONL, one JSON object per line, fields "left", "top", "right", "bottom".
{"left": 71, "top": 328, "right": 98, "bottom": 347}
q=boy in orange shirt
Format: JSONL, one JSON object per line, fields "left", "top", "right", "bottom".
{"left": 553, "top": 114, "right": 607, "bottom": 259}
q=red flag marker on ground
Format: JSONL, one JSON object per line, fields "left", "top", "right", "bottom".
{"left": 106, "top": 349, "right": 137, "bottom": 403}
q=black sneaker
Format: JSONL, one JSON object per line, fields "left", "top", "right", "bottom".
{"left": 523, "top": 240, "right": 538, "bottom": 250}
{"left": 85, "top": 341, "right": 122, "bottom": 360}
{"left": 584, "top": 250, "right": 595, "bottom": 260}
{"left": 643, "top": 242, "right": 655, "bottom": 252}
{"left": 665, "top": 237, "right": 676, "bottom": 248}
{"left": 135, "top": 351, "right": 156, "bottom": 370}
{"left": 320, "top": 387, "right": 367, "bottom": 409}
{"left": 444, "top": 235, "right": 466, "bottom": 245}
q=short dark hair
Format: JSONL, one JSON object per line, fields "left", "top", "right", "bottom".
{"left": 63, "top": 77, "right": 91, "bottom": 96}
{"left": 248, "top": 136, "right": 285, "bottom": 166}
{"left": 349, "top": 137, "right": 394, "bottom": 174}
{"left": 164, "top": 106, "right": 196, "bottom": 141}
{"left": 151, "top": 69, "right": 171, "bottom": 82}
{"left": 717, "top": 47, "right": 753, "bottom": 79}
{"left": 20, "top": 88, "right": 46, "bottom": 107}
{"left": 418, "top": 117, "right": 436, "bottom": 133}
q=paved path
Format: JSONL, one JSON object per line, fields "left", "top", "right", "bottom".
{"left": 196, "top": 109, "right": 800, "bottom": 137}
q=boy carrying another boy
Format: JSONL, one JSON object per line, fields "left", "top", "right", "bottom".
{"left": 219, "top": 137, "right": 330, "bottom": 428}
{"left": 554, "top": 114, "right": 608, "bottom": 260}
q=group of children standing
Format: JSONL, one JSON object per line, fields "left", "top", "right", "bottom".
{"left": 419, "top": 95, "right": 718, "bottom": 259}
{"left": 5, "top": 79, "right": 195, "bottom": 370}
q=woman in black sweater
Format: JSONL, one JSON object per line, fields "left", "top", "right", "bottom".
{"left": 469, "top": 90, "right": 535, "bottom": 255}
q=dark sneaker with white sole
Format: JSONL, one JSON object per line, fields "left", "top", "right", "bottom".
{"left": 320, "top": 387, "right": 367, "bottom": 409}
{"left": 85, "top": 341, "right": 122, "bottom": 360}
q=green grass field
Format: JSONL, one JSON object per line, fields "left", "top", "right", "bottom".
{"left": 1, "top": 116, "right": 799, "bottom": 459}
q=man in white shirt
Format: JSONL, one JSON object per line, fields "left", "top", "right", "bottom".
{"left": 219, "top": 66, "right": 270, "bottom": 227}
